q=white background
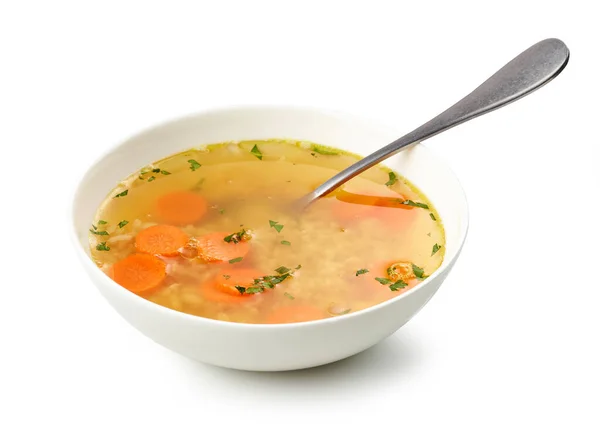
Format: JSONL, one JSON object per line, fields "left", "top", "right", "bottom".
{"left": 1, "top": 1, "right": 599, "bottom": 427}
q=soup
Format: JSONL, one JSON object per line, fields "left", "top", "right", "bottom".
{"left": 89, "top": 140, "right": 445, "bottom": 324}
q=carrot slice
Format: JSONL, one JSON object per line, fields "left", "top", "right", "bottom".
{"left": 111, "top": 253, "right": 167, "bottom": 293}
{"left": 135, "top": 224, "right": 189, "bottom": 256}
{"left": 156, "top": 191, "right": 207, "bottom": 225}
{"left": 196, "top": 232, "right": 250, "bottom": 263}
{"left": 335, "top": 189, "right": 415, "bottom": 209}
{"left": 332, "top": 190, "right": 419, "bottom": 230}
{"left": 265, "top": 305, "right": 327, "bottom": 324}
{"left": 200, "top": 268, "right": 265, "bottom": 303}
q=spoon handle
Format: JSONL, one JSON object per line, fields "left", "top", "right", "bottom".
{"left": 303, "top": 38, "right": 569, "bottom": 203}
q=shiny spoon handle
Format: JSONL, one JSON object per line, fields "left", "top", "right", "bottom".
{"left": 299, "top": 38, "right": 569, "bottom": 206}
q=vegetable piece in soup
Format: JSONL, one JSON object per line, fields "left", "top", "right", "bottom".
{"left": 89, "top": 140, "right": 445, "bottom": 323}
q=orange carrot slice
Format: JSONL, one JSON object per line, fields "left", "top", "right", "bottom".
{"left": 135, "top": 224, "right": 189, "bottom": 256}
{"left": 332, "top": 191, "right": 419, "bottom": 230}
{"left": 156, "top": 191, "right": 207, "bottom": 225}
{"left": 196, "top": 232, "right": 250, "bottom": 263}
{"left": 200, "top": 268, "right": 265, "bottom": 303}
{"left": 265, "top": 305, "right": 327, "bottom": 324}
{"left": 110, "top": 253, "right": 167, "bottom": 293}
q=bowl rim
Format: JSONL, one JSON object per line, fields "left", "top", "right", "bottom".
{"left": 70, "top": 104, "right": 470, "bottom": 330}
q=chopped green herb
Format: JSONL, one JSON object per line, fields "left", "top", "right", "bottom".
{"left": 234, "top": 286, "right": 246, "bottom": 294}
{"left": 98, "top": 220, "right": 107, "bottom": 225}
{"left": 427, "top": 232, "right": 431, "bottom": 237}
{"left": 338, "top": 308, "right": 351, "bottom": 315}
{"left": 188, "top": 159, "right": 201, "bottom": 171}
{"left": 253, "top": 273, "right": 292, "bottom": 289}
{"left": 295, "top": 264, "right": 302, "bottom": 270}
{"left": 245, "top": 286, "right": 264, "bottom": 294}
{"left": 389, "top": 280, "right": 408, "bottom": 291}
{"left": 284, "top": 292, "right": 295, "bottom": 300}
{"left": 147, "top": 176, "right": 156, "bottom": 182}
{"left": 152, "top": 168, "right": 161, "bottom": 173}
{"left": 356, "top": 269, "right": 369, "bottom": 276}
{"left": 401, "top": 200, "right": 429, "bottom": 209}
{"left": 113, "top": 190, "right": 128, "bottom": 198}
{"left": 250, "top": 144, "right": 263, "bottom": 160}
{"left": 275, "top": 266, "right": 290, "bottom": 275}
{"left": 385, "top": 172, "right": 398, "bottom": 186}
{"left": 432, "top": 243, "right": 441, "bottom": 256}
{"left": 118, "top": 220, "right": 129, "bottom": 229}
{"left": 375, "top": 277, "right": 392, "bottom": 285}
{"left": 89, "top": 229, "right": 109, "bottom": 236}
{"left": 223, "top": 229, "right": 250, "bottom": 244}
{"left": 310, "top": 152, "right": 317, "bottom": 157}
{"left": 223, "top": 274, "right": 231, "bottom": 280}
{"left": 160, "top": 170, "right": 171, "bottom": 175}
{"left": 280, "top": 240, "right": 291, "bottom": 246}
{"left": 219, "top": 208, "right": 225, "bottom": 214}
{"left": 96, "top": 242, "right": 110, "bottom": 251}
{"left": 412, "top": 264, "right": 425, "bottom": 278}
{"left": 91, "top": 224, "right": 97, "bottom": 230}
{"left": 429, "top": 212, "right": 437, "bottom": 221}
{"left": 140, "top": 167, "right": 152, "bottom": 175}
{"left": 311, "top": 145, "right": 338, "bottom": 155}
{"left": 229, "top": 257, "right": 243, "bottom": 264}
{"left": 269, "top": 220, "right": 284, "bottom": 233}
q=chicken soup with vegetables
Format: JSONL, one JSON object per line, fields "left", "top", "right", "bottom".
{"left": 89, "top": 140, "right": 444, "bottom": 324}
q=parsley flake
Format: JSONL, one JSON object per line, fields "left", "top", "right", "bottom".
{"left": 113, "top": 190, "right": 128, "bottom": 198}
{"left": 223, "top": 229, "right": 250, "bottom": 244}
{"left": 160, "top": 170, "right": 171, "bottom": 175}
{"left": 284, "top": 292, "right": 295, "bottom": 300}
{"left": 229, "top": 257, "right": 243, "bottom": 264}
{"left": 401, "top": 200, "right": 429, "bottom": 209}
{"left": 430, "top": 212, "right": 437, "bottom": 221}
{"left": 147, "top": 176, "right": 156, "bottom": 182}
{"left": 98, "top": 220, "right": 107, "bottom": 225}
{"left": 375, "top": 277, "right": 392, "bottom": 285}
{"left": 412, "top": 264, "right": 425, "bottom": 278}
{"left": 275, "top": 266, "right": 290, "bottom": 275}
{"left": 118, "top": 220, "right": 129, "bottom": 229}
{"left": 250, "top": 144, "right": 263, "bottom": 160}
{"left": 89, "top": 229, "right": 109, "bottom": 236}
{"left": 269, "top": 220, "right": 284, "bottom": 233}
{"left": 188, "top": 159, "right": 201, "bottom": 171}
{"left": 432, "top": 244, "right": 441, "bottom": 256}
{"left": 96, "top": 242, "right": 110, "bottom": 251}
{"left": 234, "top": 286, "right": 246, "bottom": 295}
{"left": 385, "top": 172, "right": 398, "bottom": 186}
{"left": 389, "top": 280, "right": 408, "bottom": 291}
{"left": 356, "top": 269, "right": 369, "bottom": 276}
{"left": 281, "top": 240, "right": 291, "bottom": 246}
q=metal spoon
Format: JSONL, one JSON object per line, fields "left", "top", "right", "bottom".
{"left": 296, "top": 38, "right": 569, "bottom": 208}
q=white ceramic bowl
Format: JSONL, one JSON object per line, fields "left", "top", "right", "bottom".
{"left": 70, "top": 106, "right": 469, "bottom": 371}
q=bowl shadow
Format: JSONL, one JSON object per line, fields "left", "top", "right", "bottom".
{"left": 171, "top": 329, "right": 425, "bottom": 400}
